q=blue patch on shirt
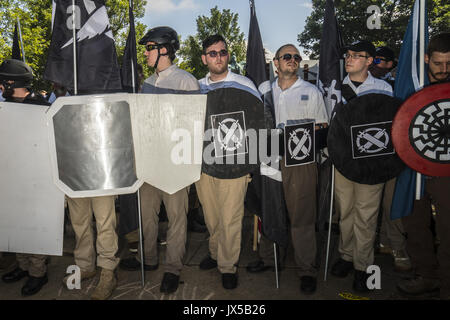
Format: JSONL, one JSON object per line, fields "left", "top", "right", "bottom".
{"left": 301, "top": 95, "right": 309, "bottom": 101}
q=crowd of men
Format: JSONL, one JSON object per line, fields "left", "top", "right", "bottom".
{"left": 0, "top": 27, "right": 449, "bottom": 300}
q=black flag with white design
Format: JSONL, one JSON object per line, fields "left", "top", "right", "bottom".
{"left": 121, "top": 0, "right": 138, "bottom": 93}
{"left": 244, "top": 0, "right": 288, "bottom": 248}
{"left": 318, "top": 0, "right": 344, "bottom": 118}
{"left": 44, "top": 0, "right": 122, "bottom": 92}
{"left": 12, "top": 23, "right": 22, "bottom": 60}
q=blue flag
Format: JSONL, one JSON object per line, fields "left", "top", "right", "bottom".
{"left": 390, "top": 0, "right": 428, "bottom": 220}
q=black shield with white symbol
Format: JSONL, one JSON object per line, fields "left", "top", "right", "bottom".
{"left": 284, "top": 122, "right": 315, "bottom": 167}
{"left": 202, "top": 88, "right": 266, "bottom": 179}
{"left": 392, "top": 83, "right": 450, "bottom": 177}
{"left": 211, "top": 111, "right": 248, "bottom": 157}
{"left": 351, "top": 121, "right": 394, "bottom": 159}
{"left": 328, "top": 93, "right": 404, "bottom": 184}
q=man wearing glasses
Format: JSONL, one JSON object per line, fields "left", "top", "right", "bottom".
{"left": 119, "top": 26, "right": 199, "bottom": 295}
{"left": 330, "top": 40, "right": 393, "bottom": 292}
{"left": 195, "top": 34, "right": 259, "bottom": 290}
{"left": 247, "top": 44, "right": 328, "bottom": 295}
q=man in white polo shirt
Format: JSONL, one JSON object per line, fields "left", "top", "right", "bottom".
{"left": 330, "top": 40, "right": 393, "bottom": 293}
{"left": 248, "top": 43, "right": 328, "bottom": 295}
{"left": 196, "top": 34, "right": 259, "bottom": 290}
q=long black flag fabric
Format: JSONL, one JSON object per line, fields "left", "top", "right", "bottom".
{"left": 44, "top": 0, "right": 122, "bottom": 92}
{"left": 318, "top": 0, "right": 344, "bottom": 119}
{"left": 12, "top": 23, "right": 22, "bottom": 60}
{"left": 121, "top": 0, "right": 139, "bottom": 93}
{"left": 244, "top": 0, "right": 288, "bottom": 248}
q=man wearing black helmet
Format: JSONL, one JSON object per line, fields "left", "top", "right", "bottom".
{"left": 0, "top": 59, "right": 50, "bottom": 296}
{"left": 119, "top": 26, "right": 199, "bottom": 294}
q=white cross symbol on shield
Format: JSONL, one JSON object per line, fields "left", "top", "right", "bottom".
{"left": 288, "top": 128, "right": 312, "bottom": 160}
{"left": 357, "top": 128, "right": 389, "bottom": 153}
{"left": 217, "top": 118, "right": 244, "bottom": 151}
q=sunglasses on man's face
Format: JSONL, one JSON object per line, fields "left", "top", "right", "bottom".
{"left": 277, "top": 53, "right": 302, "bottom": 62}
{"left": 205, "top": 49, "right": 228, "bottom": 58}
{"left": 145, "top": 44, "right": 159, "bottom": 52}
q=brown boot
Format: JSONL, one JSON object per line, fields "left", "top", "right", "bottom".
{"left": 62, "top": 268, "right": 97, "bottom": 289}
{"left": 91, "top": 268, "right": 117, "bottom": 300}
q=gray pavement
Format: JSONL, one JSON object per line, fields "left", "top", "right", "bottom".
{"left": 0, "top": 209, "right": 438, "bottom": 301}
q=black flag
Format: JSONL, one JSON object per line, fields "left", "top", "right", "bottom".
{"left": 244, "top": 0, "right": 288, "bottom": 248}
{"left": 318, "top": 0, "right": 344, "bottom": 118}
{"left": 44, "top": 0, "right": 122, "bottom": 92}
{"left": 12, "top": 23, "right": 22, "bottom": 60}
{"left": 121, "top": 1, "right": 139, "bottom": 93}
{"left": 244, "top": 0, "right": 268, "bottom": 92}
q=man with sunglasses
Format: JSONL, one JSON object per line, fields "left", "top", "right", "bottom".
{"left": 370, "top": 46, "right": 397, "bottom": 88}
{"left": 195, "top": 34, "right": 259, "bottom": 290}
{"left": 330, "top": 40, "right": 393, "bottom": 292}
{"left": 247, "top": 44, "right": 328, "bottom": 295}
{"left": 119, "top": 26, "right": 200, "bottom": 295}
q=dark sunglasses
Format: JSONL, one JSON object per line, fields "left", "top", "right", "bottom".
{"left": 145, "top": 44, "right": 160, "bottom": 52}
{"left": 205, "top": 49, "right": 228, "bottom": 58}
{"left": 277, "top": 53, "right": 302, "bottom": 62}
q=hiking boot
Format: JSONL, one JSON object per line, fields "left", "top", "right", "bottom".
{"left": 91, "top": 268, "right": 117, "bottom": 300}
{"left": 392, "top": 249, "right": 412, "bottom": 272}
{"left": 353, "top": 270, "right": 370, "bottom": 293}
{"left": 62, "top": 268, "right": 97, "bottom": 289}
{"left": 397, "top": 275, "right": 440, "bottom": 295}
{"left": 377, "top": 243, "right": 392, "bottom": 255}
{"left": 22, "top": 274, "right": 48, "bottom": 296}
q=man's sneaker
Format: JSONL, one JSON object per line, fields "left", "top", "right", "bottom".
{"left": 353, "top": 270, "right": 370, "bottom": 293}
{"left": 397, "top": 276, "right": 440, "bottom": 295}
{"left": 62, "top": 268, "right": 97, "bottom": 289}
{"left": 392, "top": 249, "right": 412, "bottom": 272}
{"left": 91, "top": 269, "right": 117, "bottom": 300}
{"left": 199, "top": 255, "right": 217, "bottom": 270}
{"left": 128, "top": 241, "right": 138, "bottom": 253}
{"left": 330, "top": 258, "right": 354, "bottom": 278}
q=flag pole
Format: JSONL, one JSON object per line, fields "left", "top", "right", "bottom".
{"left": 415, "top": 0, "right": 425, "bottom": 200}
{"left": 72, "top": 0, "right": 78, "bottom": 95}
{"left": 129, "top": 0, "right": 136, "bottom": 94}
{"left": 324, "top": 164, "right": 335, "bottom": 281}
{"left": 16, "top": 18, "right": 26, "bottom": 63}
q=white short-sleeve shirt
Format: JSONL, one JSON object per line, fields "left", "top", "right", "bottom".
{"left": 272, "top": 77, "right": 328, "bottom": 127}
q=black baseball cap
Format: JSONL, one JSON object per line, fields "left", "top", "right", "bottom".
{"left": 375, "top": 46, "right": 395, "bottom": 61}
{"left": 344, "top": 40, "right": 376, "bottom": 57}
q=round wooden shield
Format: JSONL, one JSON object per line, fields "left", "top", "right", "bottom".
{"left": 392, "top": 82, "right": 450, "bottom": 177}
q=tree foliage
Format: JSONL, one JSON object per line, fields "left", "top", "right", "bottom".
{"left": 298, "top": 0, "right": 450, "bottom": 59}
{"left": 178, "top": 6, "right": 246, "bottom": 79}
{"left": 0, "top": 0, "right": 148, "bottom": 90}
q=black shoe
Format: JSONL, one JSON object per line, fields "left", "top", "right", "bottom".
{"left": 119, "top": 257, "right": 158, "bottom": 271}
{"left": 2, "top": 267, "right": 29, "bottom": 283}
{"left": 353, "top": 270, "right": 370, "bottom": 293}
{"left": 160, "top": 272, "right": 179, "bottom": 294}
{"left": 300, "top": 276, "right": 317, "bottom": 294}
{"left": 246, "top": 260, "right": 272, "bottom": 273}
{"left": 21, "top": 274, "right": 48, "bottom": 296}
{"left": 331, "top": 258, "right": 354, "bottom": 278}
{"left": 199, "top": 255, "right": 217, "bottom": 270}
{"left": 222, "top": 273, "right": 238, "bottom": 290}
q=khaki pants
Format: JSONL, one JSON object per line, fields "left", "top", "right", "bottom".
{"left": 67, "top": 196, "right": 119, "bottom": 272}
{"left": 195, "top": 173, "right": 250, "bottom": 274}
{"left": 334, "top": 169, "right": 384, "bottom": 271}
{"left": 137, "top": 183, "right": 189, "bottom": 275}
{"left": 379, "top": 178, "right": 406, "bottom": 250}
{"left": 16, "top": 254, "right": 47, "bottom": 277}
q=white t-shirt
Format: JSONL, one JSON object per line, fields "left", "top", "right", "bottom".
{"left": 199, "top": 69, "right": 260, "bottom": 99}
{"left": 142, "top": 64, "right": 200, "bottom": 93}
{"left": 272, "top": 77, "right": 328, "bottom": 127}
